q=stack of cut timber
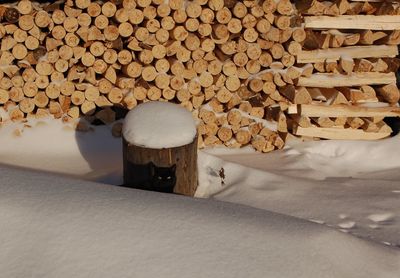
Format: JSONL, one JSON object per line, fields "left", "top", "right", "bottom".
{"left": 0, "top": 0, "right": 399, "bottom": 152}
{"left": 285, "top": 0, "right": 400, "bottom": 140}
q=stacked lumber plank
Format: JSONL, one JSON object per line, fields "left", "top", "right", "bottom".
{"left": 285, "top": 0, "right": 400, "bottom": 140}
{"left": 0, "top": 0, "right": 398, "bottom": 152}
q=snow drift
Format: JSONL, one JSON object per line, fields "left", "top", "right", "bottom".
{"left": 0, "top": 165, "right": 399, "bottom": 278}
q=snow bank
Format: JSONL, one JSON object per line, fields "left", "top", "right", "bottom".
{"left": 198, "top": 135, "right": 400, "bottom": 246}
{"left": 0, "top": 117, "right": 122, "bottom": 184}
{"left": 122, "top": 101, "right": 196, "bottom": 149}
{"left": 0, "top": 165, "right": 399, "bottom": 278}
{"left": 1, "top": 118, "right": 400, "bottom": 247}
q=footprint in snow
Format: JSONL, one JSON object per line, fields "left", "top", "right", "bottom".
{"left": 338, "top": 221, "right": 356, "bottom": 229}
{"left": 367, "top": 213, "right": 395, "bottom": 224}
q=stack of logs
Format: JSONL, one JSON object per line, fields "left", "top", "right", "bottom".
{"left": 0, "top": 0, "right": 399, "bottom": 152}
{"left": 285, "top": 0, "right": 400, "bottom": 141}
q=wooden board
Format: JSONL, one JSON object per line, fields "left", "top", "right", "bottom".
{"left": 288, "top": 104, "right": 400, "bottom": 117}
{"left": 297, "top": 45, "right": 398, "bottom": 63}
{"left": 304, "top": 15, "right": 400, "bottom": 30}
{"left": 294, "top": 126, "right": 391, "bottom": 140}
{"left": 298, "top": 72, "right": 396, "bottom": 87}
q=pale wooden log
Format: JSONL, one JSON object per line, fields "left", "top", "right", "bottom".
{"left": 12, "top": 43, "right": 27, "bottom": 60}
{"left": 294, "top": 126, "right": 391, "bottom": 140}
{"left": 199, "top": 109, "right": 217, "bottom": 124}
{"left": 361, "top": 118, "right": 380, "bottom": 133}
{"left": 376, "top": 121, "right": 393, "bottom": 134}
{"left": 251, "top": 135, "right": 272, "bottom": 153}
{"left": 290, "top": 115, "right": 313, "bottom": 128}
{"left": 249, "top": 79, "right": 264, "bottom": 93}
{"left": 17, "top": 0, "right": 33, "bottom": 15}
{"left": 45, "top": 83, "right": 61, "bottom": 99}
{"left": 103, "top": 48, "right": 118, "bottom": 65}
{"left": 173, "top": 8, "right": 187, "bottom": 24}
{"left": 18, "top": 15, "right": 34, "bottom": 31}
{"left": 277, "top": 0, "right": 294, "bottom": 15}
{"left": 332, "top": 116, "right": 347, "bottom": 126}
{"left": 162, "top": 87, "right": 175, "bottom": 100}
{"left": 1, "top": 37, "right": 17, "bottom": 51}
{"left": 84, "top": 86, "right": 100, "bottom": 102}
{"left": 217, "top": 126, "right": 233, "bottom": 142}
{"left": 0, "top": 89, "right": 9, "bottom": 104}
{"left": 60, "top": 81, "right": 75, "bottom": 97}
{"left": 9, "top": 108, "right": 24, "bottom": 121}
{"left": 343, "top": 33, "right": 360, "bottom": 46}
{"left": 297, "top": 0, "right": 326, "bottom": 15}
{"left": 273, "top": 73, "right": 286, "bottom": 87}
{"left": 25, "top": 36, "right": 39, "bottom": 51}
{"left": 354, "top": 58, "right": 374, "bottom": 72}
{"left": 132, "top": 86, "right": 147, "bottom": 101}
{"left": 312, "top": 117, "right": 335, "bottom": 128}
{"left": 64, "top": 17, "right": 79, "bottom": 33}
{"left": 177, "top": 88, "right": 191, "bottom": 102}
{"left": 107, "top": 87, "right": 123, "bottom": 104}
{"left": 105, "top": 66, "right": 117, "bottom": 84}
{"left": 22, "top": 81, "right": 38, "bottom": 98}
{"left": 0, "top": 77, "right": 12, "bottom": 90}
{"left": 340, "top": 56, "right": 355, "bottom": 74}
{"left": 304, "top": 15, "right": 400, "bottom": 30}
{"left": 71, "top": 91, "right": 85, "bottom": 106}
{"left": 51, "top": 25, "right": 66, "bottom": 40}
{"left": 288, "top": 104, "right": 400, "bottom": 117}
{"left": 317, "top": 88, "right": 349, "bottom": 105}
{"left": 378, "top": 30, "right": 400, "bottom": 45}
{"left": 303, "top": 30, "right": 331, "bottom": 50}
{"left": 33, "top": 91, "right": 49, "bottom": 108}
{"left": 64, "top": 5, "right": 82, "bottom": 18}
{"left": 236, "top": 129, "right": 252, "bottom": 145}
{"left": 81, "top": 52, "right": 95, "bottom": 67}
{"left": 298, "top": 72, "right": 396, "bottom": 87}
{"left": 372, "top": 58, "right": 388, "bottom": 72}
{"left": 13, "top": 29, "right": 27, "bottom": 43}
{"left": 377, "top": 84, "right": 400, "bottom": 104}
{"left": 276, "top": 15, "right": 291, "bottom": 30}
{"left": 280, "top": 85, "right": 313, "bottom": 104}
{"left": 81, "top": 100, "right": 96, "bottom": 115}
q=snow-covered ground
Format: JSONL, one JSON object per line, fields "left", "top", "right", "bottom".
{"left": 1, "top": 165, "right": 399, "bottom": 278}
{"left": 0, "top": 117, "right": 399, "bottom": 251}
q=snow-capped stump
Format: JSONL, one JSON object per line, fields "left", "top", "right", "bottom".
{"left": 122, "top": 101, "right": 198, "bottom": 196}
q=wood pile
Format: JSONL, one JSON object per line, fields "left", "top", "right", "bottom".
{"left": 287, "top": 0, "right": 400, "bottom": 141}
{"left": 0, "top": 0, "right": 399, "bottom": 152}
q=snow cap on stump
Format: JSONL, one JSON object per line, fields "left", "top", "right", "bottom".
{"left": 123, "top": 101, "right": 197, "bottom": 149}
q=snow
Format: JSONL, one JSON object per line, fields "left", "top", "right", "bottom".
{"left": 1, "top": 165, "right": 399, "bottom": 278}
{"left": 1, "top": 117, "right": 400, "bottom": 272}
{"left": 197, "top": 136, "right": 400, "bottom": 247}
{"left": 122, "top": 101, "right": 197, "bottom": 149}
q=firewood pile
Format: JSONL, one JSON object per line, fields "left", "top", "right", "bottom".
{"left": 0, "top": 0, "right": 399, "bottom": 152}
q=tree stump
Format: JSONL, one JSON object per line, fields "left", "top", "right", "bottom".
{"left": 122, "top": 101, "right": 198, "bottom": 196}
